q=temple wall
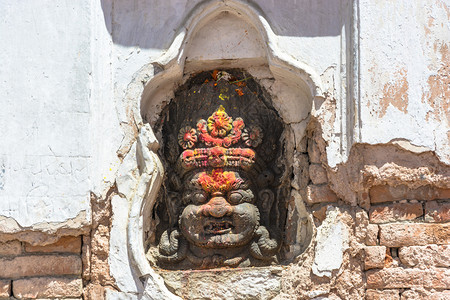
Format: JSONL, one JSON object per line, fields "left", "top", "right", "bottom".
{"left": 0, "top": 1, "right": 448, "bottom": 299}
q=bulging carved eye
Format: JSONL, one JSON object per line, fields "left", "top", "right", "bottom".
{"left": 228, "top": 189, "right": 254, "bottom": 205}
{"left": 182, "top": 190, "right": 207, "bottom": 205}
{"left": 192, "top": 191, "right": 207, "bottom": 205}
{"left": 228, "top": 192, "right": 243, "bottom": 204}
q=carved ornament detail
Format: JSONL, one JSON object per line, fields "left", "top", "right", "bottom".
{"left": 148, "top": 70, "right": 287, "bottom": 270}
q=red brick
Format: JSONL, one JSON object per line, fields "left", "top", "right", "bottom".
{"left": 0, "top": 241, "right": 21, "bottom": 256}
{"left": 0, "top": 255, "right": 81, "bottom": 279}
{"left": 424, "top": 201, "right": 450, "bottom": 223}
{"left": 365, "top": 289, "right": 399, "bottom": 300}
{"left": 312, "top": 205, "right": 329, "bottom": 222}
{"left": 309, "top": 164, "right": 327, "bottom": 185}
{"left": 369, "top": 203, "right": 423, "bottom": 223}
{"left": 366, "top": 224, "right": 379, "bottom": 246}
{"left": 306, "top": 184, "right": 338, "bottom": 204}
{"left": 401, "top": 289, "right": 450, "bottom": 300}
{"left": 25, "top": 236, "right": 81, "bottom": 254}
{"left": 365, "top": 246, "right": 386, "bottom": 270}
{"left": 366, "top": 268, "right": 424, "bottom": 288}
{"left": 369, "top": 185, "right": 450, "bottom": 203}
{"left": 0, "top": 280, "right": 11, "bottom": 298}
{"left": 379, "top": 223, "right": 450, "bottom": 247}
{"left": 366, "top": 268, "right": 449, "bottom": 289}
{"left": 424, "top": 268, "right": 450, "bottom": 289}
{"left": 13, "top": 277, "right": 82, "bottom": 299}
{"left": 82, "top": 235, "right": 91, "bottom": 280}
{"left": 84, "top": 283, "right": 105, "bottom": 300}
{"left": 308, "top": 139, "right": 321, "bottom": 163}
{"left": 399, "top": 245, "right": 450, "bottom": 267}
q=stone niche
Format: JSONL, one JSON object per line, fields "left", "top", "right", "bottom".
{"left": 148, "top": 70, "right": 288, "bottom": 272}
{"left": 120, "top": 1, "right": 327, "bottom": 299}
{"left": 147, "top": 70, "right": 292, "bottom": 297}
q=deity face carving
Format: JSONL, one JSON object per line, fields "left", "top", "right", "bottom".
{"left": 179, "top": 170, "right": 260, "bottom": 249}
{"left": 151, "top": 71, "right": 287, "bottom": 269}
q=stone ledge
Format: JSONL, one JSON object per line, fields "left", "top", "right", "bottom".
{"left": 159, "top": 266, "right": 283, "bottom": 299}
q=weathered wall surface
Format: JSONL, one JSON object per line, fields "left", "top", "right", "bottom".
{"left": 0, "top": 0, "right": 448, "bottom": 299}
{"left": 358, "top": 0, "right": 450, "bottom": 164}
{"left": 0, "top": 1, "right": 92, "bottom": 241}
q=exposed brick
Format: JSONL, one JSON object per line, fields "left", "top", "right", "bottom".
{"left": 0, "top": 255, "right": 81, "bottom": 279}
{"left": 370, "top": 185, "right": 450, "bottom": 203}
{"left": 82, "top": 235, "right": 91, "bottom": 281}
{"left": 25, "top": 236, "right": 81, "bottom": 254}
{"left": 369, "top": 203, "right": 423, "bottom": 223}
{"left": 399, "top": 245, "right": 450, "bottom": 267}
{"left": 379, "top": 223, "right": 450, "bottom": 247}
{"left": 13, "top": 277, "right": 82, "bottom": 299}
{"left": 309, "top": 164, "right": 327, "bottom": 185}
{"left": 308, "top": 139, "right": 321, "bottom": 163}
{"left": 367, "top": 268, "right": 424, "bottom": 289}
{"left": 424, "top": 201, "right": 450, "bottom": 223}
{"left": 0, "top": 241, "right": 21, "bottom": 256}
{"left": 365, "top": 246, "right": 386, "bottom": 270}
{"left": 312, "top": 205, "right": 329, "bottom": 222}
{"left": 366, "top": 224, "right": 379, "bottom": 246}
{"left": 306, "top": 184, "right": 338, "bottom": 204}
{"left": 401, "top": 289, "right": 450, "bottom": 300}
{"left": 424, "top": 268, "right": 450, "bottom": 289}
{"left": 366, "top": 268, "right": 449, "bottom": 289}
{"left": 0, "top": 280, "right": 11, "bottom": 298}
{"left": 365, "top": 289, "right": 399, "bottom": 300}
{"left": 355, "top": 210, "right": 369, "bottom": 243}
{"left": 84, "top": 283, "right": 105, "bottom": 300}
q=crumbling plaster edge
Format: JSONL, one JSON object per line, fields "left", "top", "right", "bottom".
{"left": 0, "top": 210, "right": 91, "bottom": 246}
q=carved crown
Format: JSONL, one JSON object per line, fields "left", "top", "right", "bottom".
{"left": 176, "top": 105, "right": 263, "bottom": 175}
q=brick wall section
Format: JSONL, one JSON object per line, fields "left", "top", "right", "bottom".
{"left": 305, "top": 138, "right": 450, "bottom": 299}
{"left": 0, "top": 236, "right": 83, "bottom": 299}
{"left": 369, "top": 202, "right": 423, "bottom": 223}
{"left": 13, "top": 277, "right": 83, "bottom": 298}
{"left": 363, "top": 185, "right": 450, "bottom": 299}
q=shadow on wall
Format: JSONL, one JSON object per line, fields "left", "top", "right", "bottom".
{"left": 100, "top": 0, "right": 350, "bottom": 49}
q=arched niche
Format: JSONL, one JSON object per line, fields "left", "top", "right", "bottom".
{"left": 119, "top": 1, "right": 325, "bottom": 298}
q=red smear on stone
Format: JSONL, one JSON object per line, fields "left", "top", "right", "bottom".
{"left": 198, "top": 169, "right": 237, "bottom": 193}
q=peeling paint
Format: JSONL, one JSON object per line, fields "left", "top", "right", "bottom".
{"left": 379, "top": 68, "right": 409, "bottom": 117}
{"left": 423, "top": 43, "right": 450, "bottom": 122}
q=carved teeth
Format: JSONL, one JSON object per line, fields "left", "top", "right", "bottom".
{"left": 204, "top": 221, "right": 233, "bottom": 234}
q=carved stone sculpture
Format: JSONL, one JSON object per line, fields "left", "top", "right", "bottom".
{"left": 148, "top": 70, "right": 287, "bottom": 269}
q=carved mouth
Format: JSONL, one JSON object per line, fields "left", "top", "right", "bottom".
{"left": 204, "top": 220, "right": 233, "bottom": 234}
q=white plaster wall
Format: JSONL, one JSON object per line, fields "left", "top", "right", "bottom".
{"left": 358, "top": 0, "right": 450, "bottom": 163}
{"left": 0, "top": 1, "right": 93, "bottom": 229}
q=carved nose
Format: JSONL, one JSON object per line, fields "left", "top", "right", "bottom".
{"left": 201, "top": 196, "right": 233, "bottom": 218}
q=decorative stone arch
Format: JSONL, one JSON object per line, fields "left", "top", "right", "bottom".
{"left": 116, "top": 0, "right": 328, "bottom": 298}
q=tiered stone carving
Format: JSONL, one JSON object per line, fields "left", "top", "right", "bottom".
{"left": 149, "top": 70, "right": 286, "bottom": 269}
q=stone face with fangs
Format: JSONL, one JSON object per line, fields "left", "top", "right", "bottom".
{"left": 149, "top": 70, "right": 287, "bottom": 270}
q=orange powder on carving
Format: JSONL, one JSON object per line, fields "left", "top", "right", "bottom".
{"left": 198, "top": 169, "right": 237, "bottom": 193}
